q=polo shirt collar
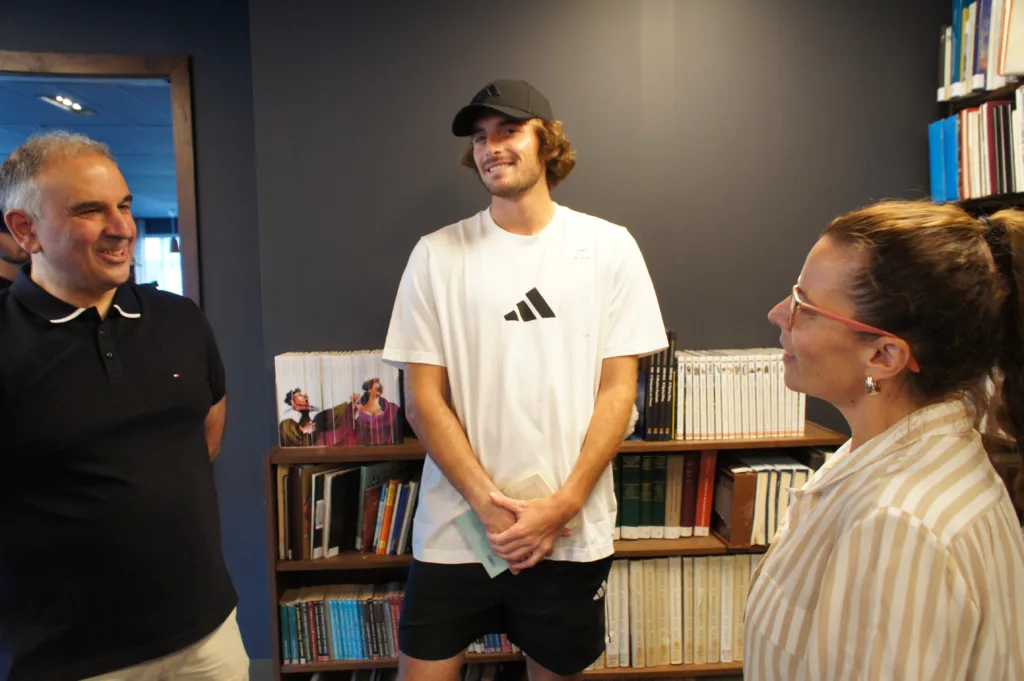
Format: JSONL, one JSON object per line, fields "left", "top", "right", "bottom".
{"left": 11, "top": 262, "right": 142, "bottom": 324}
{"left": 802, "top": 399, "right": 973, "bottom": 495}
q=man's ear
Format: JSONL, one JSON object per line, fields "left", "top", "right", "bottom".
{"left": 4, "top": 209, "right": 39, "bottom": 255}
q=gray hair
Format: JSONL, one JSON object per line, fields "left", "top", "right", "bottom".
{"left": 0, "top": 131, "right": 116, "bottom": 218}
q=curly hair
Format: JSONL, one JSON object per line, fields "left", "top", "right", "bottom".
{"left": 460, "top": 119, "right": 576, "bottom": 190}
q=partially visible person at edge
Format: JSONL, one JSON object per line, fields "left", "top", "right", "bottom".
{"left": 746, "top": 199, "right": 1024, "bottom": 681}
{"left": 0, "top": 226, "right": 27, "bottom": 289}
{"left": 381, "top": 79, "right": 667, "bottom": 681}
{"left": 0, "top": 131, "right": 248, "bottom": 681}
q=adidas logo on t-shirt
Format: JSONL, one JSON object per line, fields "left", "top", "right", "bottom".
{"left": 504, "top": 288, "right": 556, "bottom": 322}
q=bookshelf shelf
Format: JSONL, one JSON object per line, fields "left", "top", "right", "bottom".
{"left": 280, "top": 653, "right": 524, "bottom": 674}
{"left": 581, "top": 661, "right": 745, "bottom": 678}
{"left": 946, "top": 80, "right": 1022, "bottom": 111}
{"left": 620, "top": 421, "right": 845, "bottom": 452}
{"left": 954, "top": 192, "right": 1024, "bottom": 214}
{"left": 277, "top": 552, "right": 412, "bottom": 571}
{"left": 613, "top": 536, "right": 727, "bottom": 558}
{"left": 270, "top": 439, "right": 428, "bottom": 465}
{"left": 268, "top": 421, "right": 847, "bottom": 465}
{"left": 276, "top": 537, "right": 740, "bottom": 572}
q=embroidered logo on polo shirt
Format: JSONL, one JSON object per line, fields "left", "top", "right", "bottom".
{"left": 504, "top": 288, "right": 555, "bottom": 322}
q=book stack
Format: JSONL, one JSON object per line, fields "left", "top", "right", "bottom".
{"left": 275, "top": 461, "right": 421, "bottom": 561}
{"left": 280, "top": 582, "right": 519, "bottom": 666}
{"left": 585, "top": 554, "right": 762, "bottom": 671}
{"left": 274, "top": 349, "right": 403, "bottom": 448}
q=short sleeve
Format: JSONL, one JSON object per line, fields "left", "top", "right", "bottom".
{"left": 604, "top": 231, "right": 668, "bottom": 359}
{"left": 198, "top": 307, "right": 226, "bottom": 403}
{"left": 382, "top": 238, "right": 446, "bottom": 368}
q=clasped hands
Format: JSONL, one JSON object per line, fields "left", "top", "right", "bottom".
{"left": 479, "top": 491, "right": 577, "bottom": 575}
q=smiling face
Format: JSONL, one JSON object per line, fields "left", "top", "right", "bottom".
{"left": 9, "top": 153, "right": 135, "bottom": 305}
{"left": 767, "top": 236, "right": 875, "bottom": 408}
{"left": 470, "top": 113, "right": 547, "bottom": 198}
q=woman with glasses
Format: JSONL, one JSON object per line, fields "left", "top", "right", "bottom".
{"left": 745, "top": 200, "right": 1024, "bottom": 681}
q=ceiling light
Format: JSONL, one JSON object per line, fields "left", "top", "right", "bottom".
{"left": 40, "top": 95, "right": 94, "bottom": 115}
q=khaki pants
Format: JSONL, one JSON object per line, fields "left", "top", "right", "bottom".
{"left": 82, "top": 608, "right": 249, "bottom": 681}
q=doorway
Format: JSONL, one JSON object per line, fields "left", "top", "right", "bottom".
{"left": 0, "top": 51, "right": 201, "bottom": 305}
{"left": 0, "top": 75, "right": 183, "bottom": 294}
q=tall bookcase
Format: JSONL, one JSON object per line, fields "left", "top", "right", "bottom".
{"left": 263, "top": 422, "right": 847, "bottom": 681}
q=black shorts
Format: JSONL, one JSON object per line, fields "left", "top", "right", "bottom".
{"left": 398, "top": 555, "right": 613, "bottom": 676}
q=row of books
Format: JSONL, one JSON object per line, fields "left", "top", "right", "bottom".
{"left": 274, "top": 350, "right": 403, "bottom": 448}
{"left": 279, "top": 583, "right": 519, "bottom": 665}
{"left": 585, "top": 555, "right": 761, "bottom": 671}
{"left": 712, "top": 454, "right": 819, "bottom": 548}
{"left": 275, "top": 461, "right": 421, "bottom": 561}
{"left": 611, "top": 450, "right": 825, "bottom": 547}
{"left": 938, "top": 0, "right": 1022, "bottom": 102}
{"left": 634, "top": 346, "right": 808, "bottom": 443}
{"left": 675, "top": 349, "right": 805, "bottom": 441}
{"left": 929, "top": 86, "right": 1024, "bottom": 202}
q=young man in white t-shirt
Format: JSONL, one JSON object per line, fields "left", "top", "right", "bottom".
{"left": 383, "top": 80, "right": 667, "bottom": 681}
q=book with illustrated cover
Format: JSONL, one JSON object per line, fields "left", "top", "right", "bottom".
{"left": 273, "top": 350, "right": 405, "bottom": 447}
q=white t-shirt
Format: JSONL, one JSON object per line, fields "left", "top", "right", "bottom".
{"left": 382, "top": 204, "right": 667, "bottom": 563}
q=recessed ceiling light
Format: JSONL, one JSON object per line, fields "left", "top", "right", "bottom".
{"left": 40, "top": 95, "right": 93, "bottom": 115}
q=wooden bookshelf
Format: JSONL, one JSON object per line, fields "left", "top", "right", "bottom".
{"left": 265, "top": 423, "right": 846, "bottom": 680}
{"left": 946, "top": 79, "right": 1022, "bottom": 111}
{"left": 956, "top": 192, "right": 1024, "bottom": 214}
{"left": 612, "top": 536, "right": 727, "bottom": 558}
{"left": 280, "top": 652, "right": 524, "bottom": 674}
{"left": 582, "top": 661, "right": 745, "bottom": 678}
{"left": 267, "top": 421, "right": 847, "bottom": 465}
{"left": 277, "top": 551, "right": 413, "bottom": 572}
{"left": 276, "top": 537, "right": 735, "bottom": 572}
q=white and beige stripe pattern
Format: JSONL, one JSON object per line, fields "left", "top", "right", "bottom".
{"left": 744, "top": 399, "right": 1024, "bottom": 681}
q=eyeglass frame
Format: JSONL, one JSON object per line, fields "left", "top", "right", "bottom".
{"left": 787, "top": 285, "right": 921, "bottom": 373}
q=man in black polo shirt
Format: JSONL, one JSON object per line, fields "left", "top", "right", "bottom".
{"left": 0, "top": 131, "right": 247, "bottom": 680}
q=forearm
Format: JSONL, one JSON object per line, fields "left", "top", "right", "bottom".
{"left": 558, "top": 378, "right": 636, "bottom": 515}
{"left": 407, "top": 391, "right": 499, "bottom": 514}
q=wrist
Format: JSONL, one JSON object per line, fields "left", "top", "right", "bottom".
{"left": 467, "top": 486, "right": 499, "bottom": 516}
{"left": 554, "top": 487, "right": 584, "bottom": 521}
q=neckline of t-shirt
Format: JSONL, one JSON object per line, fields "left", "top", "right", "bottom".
{"left": 482, "top": 203, "right": 565, "bottom": 242}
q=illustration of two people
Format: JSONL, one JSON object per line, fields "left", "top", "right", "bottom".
{"left": 278, "top": 377, "right": 400, "bottom": 447}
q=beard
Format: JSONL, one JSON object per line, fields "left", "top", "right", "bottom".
{"left": 478, "top": 158, "right": 546, "bottom": 198}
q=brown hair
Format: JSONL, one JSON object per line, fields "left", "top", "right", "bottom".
{"left": 459, "top": 118, "right": 576, "bottom": 190}
{"left": 825, "top": 200, "right": 1024, "bottom": 507}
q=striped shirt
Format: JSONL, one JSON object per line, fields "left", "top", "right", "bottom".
{"left": 744, "top": 399, "right": 1024, "bottom": 681}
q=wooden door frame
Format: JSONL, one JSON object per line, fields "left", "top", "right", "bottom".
{"left": 0, "top": 50, "right": 202, "bottom": 305}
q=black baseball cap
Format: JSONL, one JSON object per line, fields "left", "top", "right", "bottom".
{"left": 451, "top": 79, "right": 553, "bottom": 137}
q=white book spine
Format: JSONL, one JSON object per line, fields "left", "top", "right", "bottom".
{"left": 707, "top": 556, "right": 721, "bottom": 663}
{"left": 669, "top": 556, "right": 683, "bottom": 665}
{"left": 683, "top": 557, "right": 695, "bottom": 664}
{"left": 617, "top": 561, "right": 630, "bottom": 667}
{"left": 720, "top": 554, "right": 734, "bottom": 662}
{"left": 693, "top": 556, "right": 707, "bottom": 664}
{"left": 629, "top": 560, "right": 645, "bottom": 668}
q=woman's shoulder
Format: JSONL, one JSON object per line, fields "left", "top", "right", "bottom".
{"left": 867, "top": 430, "right": 1012, "bottom": 548}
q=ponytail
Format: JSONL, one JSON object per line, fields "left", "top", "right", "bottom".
{"left": 984, "top": 210, "right": 1024, "bottom": 511}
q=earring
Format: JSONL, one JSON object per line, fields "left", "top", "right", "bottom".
{"left": 865, "top": 376, "right": 881, "bottom": 395}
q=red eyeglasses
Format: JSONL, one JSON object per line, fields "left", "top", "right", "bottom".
{"left": 788, "top": 285, "right": 921, "bottom": 373}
